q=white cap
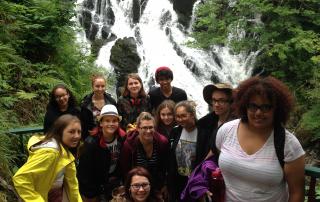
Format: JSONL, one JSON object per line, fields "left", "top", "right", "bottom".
{"left": 97, "top": 104, "right": 122, "bottom": 121}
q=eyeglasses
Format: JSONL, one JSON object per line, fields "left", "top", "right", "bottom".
{"left": 139, "top": 126, "right": 154, "bottom": 131}
{"left": 55, "top": 94, "right": 68, "bottom": 101}
{"left": 247, "top": 103, "right": 273, "bottom": 113}
{"left": 130, "top": 183, "right": 150, "bottom": 191}
{"left": 211, "top": 99, "right": 229, "bottom": 105}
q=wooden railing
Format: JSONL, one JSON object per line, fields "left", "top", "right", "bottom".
{"left": 5, "top": 127, "right": 320, "bottom": 201}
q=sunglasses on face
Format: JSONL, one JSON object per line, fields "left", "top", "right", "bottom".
{"left": 247, "top": 103, "right": 273, "bottom": 113}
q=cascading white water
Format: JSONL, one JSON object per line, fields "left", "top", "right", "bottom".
{"left": 76, "top": 0, "right": 255, "bottom": 116}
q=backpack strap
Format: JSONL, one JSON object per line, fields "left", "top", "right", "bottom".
{"left": 274, "top": 124, "right": 285, "bottom": 168}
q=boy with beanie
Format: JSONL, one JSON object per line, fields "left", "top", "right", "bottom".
{"left": 149, "top": 66, "right": 187, "bottom": 112}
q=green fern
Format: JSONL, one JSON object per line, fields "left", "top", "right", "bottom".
{"left": 15, "top": 90, "right": 37, "bottom": 100}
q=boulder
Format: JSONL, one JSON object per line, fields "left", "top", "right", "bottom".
{"left": 110, "top": 37, "right": 141, "bottom": 92}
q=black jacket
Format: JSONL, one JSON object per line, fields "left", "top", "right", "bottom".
{"left": 198, "top": 112, "right": 236, "bottom": 154}
{"left": 77, "top": 129, "right": 125, "bottom": 198}
{"left": 197, "top": 112, "right": 219, "bottom": 155}
{"left": 117, "top": 95, "right": 151, "bottom": 130}
{"left": 80, "top": 92, "right": 116, "bottom": 140}
{"left": 43, "top": 105, "right": 80, "bottom": 133}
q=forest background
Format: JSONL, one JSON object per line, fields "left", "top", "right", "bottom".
{"left": 0, "top": 0, "right": 319, "bottom": 201}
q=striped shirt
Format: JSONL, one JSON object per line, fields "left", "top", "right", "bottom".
{"left": 136, "top": 141, "right": 158, "bottom": 174}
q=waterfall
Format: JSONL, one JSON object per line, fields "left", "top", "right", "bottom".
{"left": 76, "top": 0, "right": 255, "bottom": 116}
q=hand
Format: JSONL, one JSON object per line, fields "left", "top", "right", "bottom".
{"left": 160, "top": 186, "right": 168, "bottom": 200}
{"left": 199, "top": 191, "right": 212, "bottom": 202}
{"left": 126, "top": 123, "right": 137, "bottom": 132}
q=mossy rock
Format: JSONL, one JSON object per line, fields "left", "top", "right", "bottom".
{"left": 110, "top": 37, "right": 141, "bottom": 88}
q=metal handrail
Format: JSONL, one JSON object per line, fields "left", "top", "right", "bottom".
{"left": 5, "top": 127, "right": 320, "bottom": 201}
{"left": 6, "top": 126, "right": 44, "bottom": 153}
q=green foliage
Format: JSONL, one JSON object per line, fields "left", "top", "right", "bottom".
{"left": 0, "top": 134, "right": 16, "bottom": 179}
{"left": 301, "top": 68, "right": 320, "bottom": 140}
{"left": 192, "top": 0, "right": 320, "bottom": 141}
{"left": 0, "top": 0, "right": 104, "bottom": 199}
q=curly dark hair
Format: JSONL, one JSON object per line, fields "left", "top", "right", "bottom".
{"left": 234, "top": 76, "right": 294, "bottom": 125}
{"left": 48, "top": 84, "right": 77, "bottom": 110}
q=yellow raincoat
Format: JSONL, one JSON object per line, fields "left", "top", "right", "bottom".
{"left": 12, "top": 135, "right": 82, "bottom": 202}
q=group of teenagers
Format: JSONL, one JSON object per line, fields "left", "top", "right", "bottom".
{"left": 12, "top": 66, "right": 305, "bottom": 202}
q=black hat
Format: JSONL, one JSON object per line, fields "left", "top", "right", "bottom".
{"left": 203, "top": 83, "right": 233, "bottom": 104}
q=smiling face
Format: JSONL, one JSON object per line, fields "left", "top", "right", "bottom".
{"left": 92, "top": 78, "right": 106, "bottom": 96}
{"left": 100, "top": 115, "right": 119, "bottom": 137}
{"left": 158, "top": 76, "right": 172, "bottom": 92}
{"left": 130, "top": 175, "right": 151, "bottom": 202}
{"left": 247, "top": 94, "right": 274, "bottom": 130}
{"left": 54, "top": 88, "right": 69, "bottom": 110}
{"left": 127, "top": 78, "right": 142, "bottom": 97}
{"left": 211, "top": 90, "right": 231, "bottom": 117}
{"left": 62, "top": 121, "right": 81, "bottom": 148}
{"left": 160, "top": 107, "right": 174, "bottom": 126}
{"left": 175, "top": 106, "right": 195, "bottom": 131}
{"left": 138, "top": 120, "right": 154, "bottom": 144}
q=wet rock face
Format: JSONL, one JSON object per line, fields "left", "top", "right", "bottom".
{"left": 83, "top": 0, "right": 94, "bottom": 10}
{"left": 110, "top": 37, "right": 141, "bottom": 91}
{"left": 132, "top": 0, "right": 149, "bottom": 23}
{"left": 104, "top": 7, "right": 115, "bottom": 25}
{"left": 79, "top": 11, "right": 98, "bottom": 40}
{"left": 172, "top": 0, "right": 197, "bottom": 27}
{"left": 80, "top": 10, "right": 92, "bottom": 38}
{"left": 80, "top": 0, "right": 115, "bottom": 41}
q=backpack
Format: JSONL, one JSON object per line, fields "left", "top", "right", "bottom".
{"left": 274, "top": 124, "right": 286, "bottom": 168}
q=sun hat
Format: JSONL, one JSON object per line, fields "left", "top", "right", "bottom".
{"left": 203, "top": 83, "right": 233, "bottom": 105}
{"left": 155, "top": 66, "right": 173, "bottom": 82}
{"left": 97, "top": 104, "right": 122, "bottom": 121}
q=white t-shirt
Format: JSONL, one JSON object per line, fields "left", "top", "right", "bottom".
{"left": 216, "top": 119, "right": 305, "bottom": 202}
{"left": 175, "top": 128, "right": 198, "bottom": 176}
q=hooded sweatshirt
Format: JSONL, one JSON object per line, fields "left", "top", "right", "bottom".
{"left": 119, "top": 130, "right": 169, "bottom": 189}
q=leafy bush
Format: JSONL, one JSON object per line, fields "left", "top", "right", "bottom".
{"left": 0, "top": 0, "right": 107, "bottom": 200}
{"left": 192, "top": 0, "right": 320, "bottom": 143}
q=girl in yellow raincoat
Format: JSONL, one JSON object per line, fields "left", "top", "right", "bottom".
{"left": 13, "top": 114, "right": 82, "bottom": 202}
